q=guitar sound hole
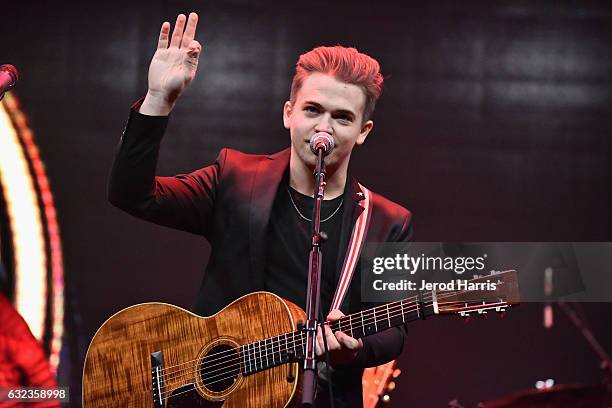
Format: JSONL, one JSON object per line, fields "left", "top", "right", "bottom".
{"left": 200, "top": 344, "right": 240, "bottom": 393}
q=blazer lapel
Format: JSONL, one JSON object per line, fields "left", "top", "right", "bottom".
{"left": 248, "top": 148, "right": 291, "bottom": 291}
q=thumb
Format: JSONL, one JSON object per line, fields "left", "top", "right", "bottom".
{"left": 186, "top": 40, "right": 202, "bottom": 59}
{"left": 327, "top": 309, "right": 345, "bottom": 322}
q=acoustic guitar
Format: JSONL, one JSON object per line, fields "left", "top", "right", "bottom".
{"left": 82, "top": 271, "right": 519, "bottom": 407}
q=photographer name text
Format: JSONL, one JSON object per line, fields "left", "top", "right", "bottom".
{"left": 372, "top": 279, "right": 496, "bottom": 291}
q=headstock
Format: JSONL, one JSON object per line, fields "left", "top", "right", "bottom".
{"left": 433, "top": 270, "right": 520, "bottom": 317}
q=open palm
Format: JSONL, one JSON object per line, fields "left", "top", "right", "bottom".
{"left": 147, "top": 13, "right": 201, "bottom": 102}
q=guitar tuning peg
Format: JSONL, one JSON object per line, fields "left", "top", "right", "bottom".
{"left": 382, "top": 394, "right": 391, "bottom": 403}
{"left": 392, "top": 368, "right": 401, "bottom": 378}
{"left": 387, "top": 381, "right": 396, "bottom": 391}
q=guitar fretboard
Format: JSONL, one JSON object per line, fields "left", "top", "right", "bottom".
{"left": 240, "top": 295, "right": 435, "bottom": 376}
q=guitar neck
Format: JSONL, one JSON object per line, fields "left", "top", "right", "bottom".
{"left": 240, "top": 293, "right": 436, "bottom": 376}
{"left": 331, "top": 293, "right": 437, "bottom": 340}
{"left": 241, "top": 269, "right": 520, "bottom": 376}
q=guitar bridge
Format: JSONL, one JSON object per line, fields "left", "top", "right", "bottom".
{"left": 151, "top": 351, "right": 165, "bottom": 408}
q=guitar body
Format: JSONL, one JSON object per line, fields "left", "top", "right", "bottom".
{"left": 83, "top": 292, "right": 305, "bottom": 407}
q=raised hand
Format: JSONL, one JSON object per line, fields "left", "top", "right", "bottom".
{"left": 140, "top": 13, "right": 202, "bottom": 116}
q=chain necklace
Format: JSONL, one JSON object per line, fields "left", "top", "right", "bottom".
{"left": 286, "top": 187, "right": 344, "bottom": 223}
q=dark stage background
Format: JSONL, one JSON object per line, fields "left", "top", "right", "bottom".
{"left": 2, "top": 1, "right": 611, "bottom": 406}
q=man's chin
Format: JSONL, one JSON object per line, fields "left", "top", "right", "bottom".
{"left": 306, "top": 153, "right": 337, "bottom": 170}
{"left": 292, "top": 146, "right": 340, "bottom": 173}
{"left": 293, "top": 147, "right": 316, "bottom": 167}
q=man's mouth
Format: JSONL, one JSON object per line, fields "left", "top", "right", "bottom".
{"left": 305, "top": 137, "right": 335, "bottom": 144}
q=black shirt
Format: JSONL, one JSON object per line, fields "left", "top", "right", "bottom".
{"left": 264, "top": 173, "right": 345, "bottom": 315}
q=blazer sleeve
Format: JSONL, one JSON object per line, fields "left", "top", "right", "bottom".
{"left": 350, "top": 210, "right": 413, "bottom": 369}
{"left": 108, "top": 104, "right": 226, "bottom": 238}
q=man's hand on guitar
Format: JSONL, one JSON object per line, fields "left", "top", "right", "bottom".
{"left": 315, "top": 309, "right": 363, "bottom": 366}
{"left": 140, "top": 12, "right": 202, "bottom": 116}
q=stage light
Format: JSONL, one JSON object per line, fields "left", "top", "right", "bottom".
{"left": 0, "top": 93, "right": 65, "bottom": 373}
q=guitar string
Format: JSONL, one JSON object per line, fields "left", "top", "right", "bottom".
{"left": 159, "top": 284, "right": 487, "bottom": 380}
{"left": 155, "top": 298, "right": 420, "bottom": 380}
{"left": 155, "top": 275, "right": 514, "bottom": 389}
{"left": 155, "top": 303, "right": 430, "bottom": 402}
{"left": 158, "top": 286, "right": 505, "bottom": 387}
{"left": 162, "top": 292, "right": 487, "bottom": 387}
{"left": 156, "top": 300, "right": 431, "bottom": 397}
{"left": 158, "top": 290, "right": 506, "bottom": 391}
{"left": 156, "top": 292, "right": 508, "bottom": 402}
{"left": 159, "top": 301, "right": 425, "bottom": 388}
{"left": 159, "top": 294, "right": 431, "bottom": 382}
{"left": 157, "top": 292, "right": 504, "bottom": 403}
{"left": 156, "top": 276, "right": 511, "bottom": 376}
{"left": 159, "top": 290, "right": 431, "bottom": 375}
{"left": 157, "top": 288, "right": 506, "bottom": 397}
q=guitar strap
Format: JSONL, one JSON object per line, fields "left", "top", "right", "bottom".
{"left": 329, "top": 183, "right": 372, "bottom": 312}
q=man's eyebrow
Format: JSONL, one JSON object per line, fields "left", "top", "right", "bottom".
{"left": 302, "top": 101, "right": 357, "bottom": 118}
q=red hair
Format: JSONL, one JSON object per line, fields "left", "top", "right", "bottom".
{"left": 290, "top": 46, "right": 384, "bottom": 122}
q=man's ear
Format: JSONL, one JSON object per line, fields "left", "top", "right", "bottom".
{"left": 283, "top": 101, "right": 293, "bottom": 129}
{"left": 356, "top": 120, "right": 374, "bottom": 145}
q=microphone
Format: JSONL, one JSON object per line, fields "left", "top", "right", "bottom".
{"left": 0, "top": 64, "right": 19, "bottom": 99}
{"left": 309, "top": 132, "right": 335, "bottom": 156}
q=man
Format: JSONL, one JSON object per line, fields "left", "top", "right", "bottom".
{"left": 109, "top": 12, "right": 412, "bottom": 407}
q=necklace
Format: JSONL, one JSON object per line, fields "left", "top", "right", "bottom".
{"left": 286, "top": 187, "right": 344, "bottom": 223}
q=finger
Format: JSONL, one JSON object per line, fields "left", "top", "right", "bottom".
{"left": 316, "top": 328, "right": 323, "bottom": 356}
{"left": 327, "top": 309, "right": 345, "bottom": 322}
{"left": 157, "top": 22, "right": 171, "bottom": 49}
{"left": 186, "top": 40, "right": 202, "bottom": 58}
{"left": 324, "top": 325, "right": 340, "bottom": 349}
{"left": 170, "top": 14, "right": 187, "bottom": 48}
{"left": 181, "top": 12, "right": 199, "bottom": 48}
{"left": 335, "top": 331, "right": 362, "bottom": 350}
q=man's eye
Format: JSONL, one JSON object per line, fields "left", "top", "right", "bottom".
{"left": 304, "top": 106, "right": 319, "bottom": 113}
{"left": 336, "top": 116, "right": 352, "bottom": 124}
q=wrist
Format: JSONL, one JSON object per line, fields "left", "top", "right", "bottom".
{"left": 139, "top": 90, "right": 176, "bottom": 116}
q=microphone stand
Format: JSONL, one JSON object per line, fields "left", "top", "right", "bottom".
{"left": 301, "top": 147, "right": 327, "bottom": 407}
{"left": 557, "top": 301, "right": 611, "bottom": 383}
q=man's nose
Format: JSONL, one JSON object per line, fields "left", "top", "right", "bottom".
{"left": 315, "top": 114, "right": 333, "bottom": 134}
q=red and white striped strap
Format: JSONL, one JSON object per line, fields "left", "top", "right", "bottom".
{"left": 330, "top": 184, "right": 372, "bottom": 312}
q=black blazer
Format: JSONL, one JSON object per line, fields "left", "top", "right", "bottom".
{"left": 109, "top": 107, "right": 413, "bottom": 406}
